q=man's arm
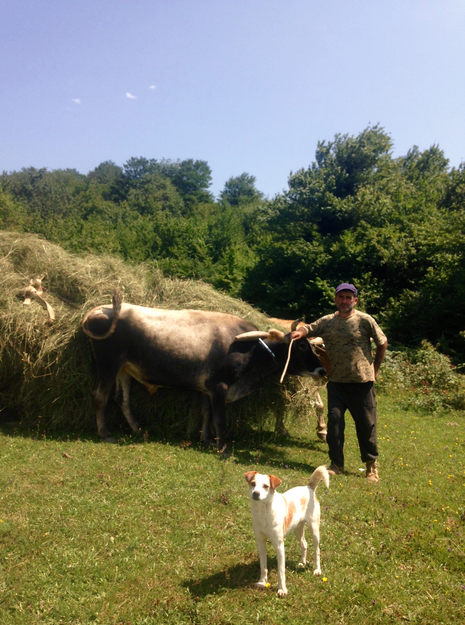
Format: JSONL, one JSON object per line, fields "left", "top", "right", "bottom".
{"left": 374, "top": 341, "right": 388, "bottom": 380}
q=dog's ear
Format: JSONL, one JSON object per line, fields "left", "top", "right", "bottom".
{"left": 269, "top": 474, "right": 282, "bottom": 490}
{"left": 244, "top": 471, "right": 257, "bottom": 484}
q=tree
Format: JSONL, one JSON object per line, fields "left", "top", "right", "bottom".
{"left": 220, "top": 173, "right": 264, "bottom": 206}
{"left": 284, "top": 125, "right": 393, "bottom": 235}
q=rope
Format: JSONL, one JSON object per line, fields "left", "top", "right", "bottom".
{"left": 280, "top": 337, "right": 297, "bottom": 383}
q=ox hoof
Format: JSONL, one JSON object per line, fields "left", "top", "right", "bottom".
{"left": 101, "top": 435, "right": 116, "bottom": 444}
{"left": 317, "top": 431, "right": 327, "bottom": 442}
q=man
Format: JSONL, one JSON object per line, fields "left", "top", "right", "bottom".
{"left": 291, "top": 283, "right": 388, "bottom": 483}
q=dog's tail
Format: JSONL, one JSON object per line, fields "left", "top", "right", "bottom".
{"left": 308, "top": 465, "right": 330, "bottom": 492}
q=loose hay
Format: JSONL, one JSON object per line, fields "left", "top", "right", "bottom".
{"left": 0, "top": 231, "right": 321, "bottom": 439}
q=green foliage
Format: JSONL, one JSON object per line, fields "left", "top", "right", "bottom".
{"left": 220, "top": 172, "right": 264, "bottom": 206}
{"left": 0, "top": 188, "right": 29, "bottom": 231}
{"left": 2, "top": 125, "right": 465, "bottom": 360}
{"left": 377, "top": 342, "right": 465, "bottom": 412}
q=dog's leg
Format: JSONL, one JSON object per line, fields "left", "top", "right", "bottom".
{"left": 308, "top": 517, "right": 321, "bottom": 575}
{"left": 273, "top": 539, "right": 288, "bottom": 597}
{"left": 254, "top": 535, "right": 268, "bottom": 589}
{"left": 294, "top": 523, "right": 307, "bottom": 568}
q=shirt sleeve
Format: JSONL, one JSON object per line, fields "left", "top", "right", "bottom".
{"left": 304, "top": 318, "right": 323, "bottom": 337}
{"left": 369, "top": 318, "right": 387, "bottom": 347}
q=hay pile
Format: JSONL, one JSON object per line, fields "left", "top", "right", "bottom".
{"left": 0, "top": 231, "right": 319, "bottom": 440}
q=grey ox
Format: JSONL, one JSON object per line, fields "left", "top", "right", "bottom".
{"left": 82, "top": 292, "right": 326, "bottom": 454}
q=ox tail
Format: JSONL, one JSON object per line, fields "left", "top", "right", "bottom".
{"left": 82, "top": 290, "right": 123, "bottom": 340}
{"left": 307, "top": 465, "right": 330, "bottom": 492}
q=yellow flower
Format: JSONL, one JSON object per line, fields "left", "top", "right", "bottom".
{"left": 322, "top": 577, "right": 328, "bottom": 582}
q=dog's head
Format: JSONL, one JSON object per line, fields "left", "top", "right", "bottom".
{"left": 244, "top": 471, "right": 282, "bottom": 501}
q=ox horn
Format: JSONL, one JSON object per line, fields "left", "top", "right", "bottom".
{"left": 290, "top": 317, "right": 304, "bottom": 331}
{"left": 235, "top": 329, "right": 285, "bottom": 342}
{"left": 309, "top": 336, "right": 324, "bottom": 346}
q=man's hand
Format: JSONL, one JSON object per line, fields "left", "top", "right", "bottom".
{"left": 290, "top": 327, "right": 308, "bottom": 341}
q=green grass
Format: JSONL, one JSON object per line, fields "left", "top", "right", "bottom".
{"left": 1, "top": 392, "right": 464, "bottom": 624}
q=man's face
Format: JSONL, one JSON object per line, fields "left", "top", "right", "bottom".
{"left": 335, "top": 290, "right": 357, "bottom": 315}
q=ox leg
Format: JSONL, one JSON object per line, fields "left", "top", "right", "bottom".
{"left": 208, "top": 383, "right": 229, "bottom": 455}
{"left": 200, "top": 394, "right": 214, "bottom": 447}
{"left": 274, "top": 397, "right": 289, "bottom": 438}
{"left": 314, "top": 390, "right": 327, "bottom": 442}
{"left": 115, "top": 370, "right": 141, "bottom": 435}
{"left": 92, "top": 378, "right": 116, "bottom": 442}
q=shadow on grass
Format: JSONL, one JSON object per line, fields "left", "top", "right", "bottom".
{"left": 0, "top": 421, "right": 329, "bottom": 474}
{"left": 183, "top": 561, "right": 258, "bottom": 597}
{"left": 183, "top": 554, "right": 315, "bottom": 598}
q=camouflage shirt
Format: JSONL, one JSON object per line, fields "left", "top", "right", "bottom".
{"left": 304, "top": 310, "right": 387, "bottom": 383}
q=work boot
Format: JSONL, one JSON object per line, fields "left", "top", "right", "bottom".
{"left": 328, "top": 463, "right": 344, "bottom": 475}
{"left": 365, "top": 459, "right": 379, "bottom": 483}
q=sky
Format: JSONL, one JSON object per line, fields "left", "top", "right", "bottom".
{"left": 2, "top": 0, "right": 465, "bottom": 199}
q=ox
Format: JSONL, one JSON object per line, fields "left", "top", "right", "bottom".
{"left": 82, "top": 292, "right": 326, "bottom": 453}
{"left": 269, "top": 318, "right": 330, "bottom": 442}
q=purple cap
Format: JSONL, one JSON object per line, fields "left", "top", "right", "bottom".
{"left": 335, "top": 283, "right": 358, "bottom": 296}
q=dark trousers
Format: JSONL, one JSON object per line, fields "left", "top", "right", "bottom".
{"left": 326, "top": 381, "right": 378, "bottom": 468}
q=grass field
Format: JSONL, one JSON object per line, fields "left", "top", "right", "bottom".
{"left": 0, "top": 391, "right": 464, "bottom": 624}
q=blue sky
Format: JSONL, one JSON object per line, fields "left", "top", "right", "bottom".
{"left": 2, "top": 0, "right": 464, "bottom": 198}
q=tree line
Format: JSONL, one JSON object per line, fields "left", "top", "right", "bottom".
{"left": 1, "top": 125, "right": 465, "bottom": 361}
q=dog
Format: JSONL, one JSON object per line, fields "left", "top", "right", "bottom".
{"left": 244, "top": 465, "right": 330, "bottom": 597}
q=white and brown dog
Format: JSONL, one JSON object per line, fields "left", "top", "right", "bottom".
{"left": 244, "top": 465, "right": 330, "bottom": 597}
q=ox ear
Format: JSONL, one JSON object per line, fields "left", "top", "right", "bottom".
{"left": 269, "top": 474, "right": 282, "bottom": 490}
{"left": 244, "top": 471, "right": 258, "bottom": 484}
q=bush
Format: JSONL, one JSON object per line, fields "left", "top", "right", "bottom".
{"left": 377, "top": 340, "right": 465, "bottom": 411}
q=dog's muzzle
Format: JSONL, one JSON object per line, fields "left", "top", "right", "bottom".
{"left": 252, "top": 491, "right": 261, "bottom": 500}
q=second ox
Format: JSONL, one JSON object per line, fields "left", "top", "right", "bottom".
{"left": 269, "top": 317, "right": 330, "bottom": 442}
{"left": 82, "top": 292, "right": 327, "bottom": 454}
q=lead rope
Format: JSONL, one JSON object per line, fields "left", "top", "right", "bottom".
{"left": 280, "top": 337, "right": 297, "bottom": 383}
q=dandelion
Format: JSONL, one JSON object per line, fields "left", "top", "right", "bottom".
{"left": 322, "top": 577, "right": 328, "bottom": 582}
{"left": 265, "top": 583, "right": 270, "bottom": 588}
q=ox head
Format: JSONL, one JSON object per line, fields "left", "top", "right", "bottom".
{"left": 235, "top": 325, "right": 326, "bottom": 380}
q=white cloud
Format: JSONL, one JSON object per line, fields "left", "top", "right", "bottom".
{"left": 149, "top": 85, "right": 156, "bottom": 89}
{"left": 126, "top": 92, "right": 137, "bottom": 99}
{"left": 72, "top": 98, "right": 81, "bottom": 104}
